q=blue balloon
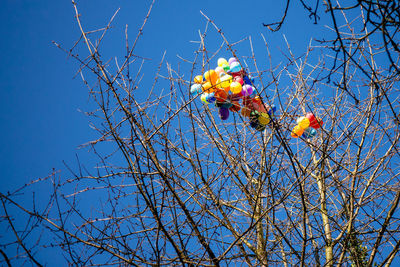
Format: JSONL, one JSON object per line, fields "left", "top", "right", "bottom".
{"left": 302, "top": 127, "right": 317, "bottom": 138}
{"left": 206, "top": 92, "right": 216, "bottom": 103}
{"left": 271, "top": 104, "right": 277, "bottom": 113}
{"left": 230, "top": 62, "right": 242, "bottom": 73}
{"left": 219, "top": 107, "right": 230, "bottom": 120}
{"left": 249, "top": 120, "right": 258, "bottom": 129}
{"left": 220, "top": 101, "right": 233, "bottom": 109}
{"left": 243, "top": 76, "right": 252, "bottom": 85}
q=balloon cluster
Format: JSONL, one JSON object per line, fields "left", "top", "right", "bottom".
{"left": 190, "top": 57, "right": 276, "bottom": 131}
{"left": 291, "top": 113, "right": 323, "bottom": 139}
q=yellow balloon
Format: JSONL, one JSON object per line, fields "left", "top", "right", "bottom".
{"left": 201, "top": 93, "right": 208, "bottom": 103}
{"left": 258, "top": 113, "right": 270, "bottom": 125}
{"left": 230, "top": 81, "right": 242, "bottom": 94}
{"left": 215, "top": 78, "right": 223, "bottom": 89}
{"left": 202, "top": 81, "right": 213, "bottom": 93}
{"left": 194, "top": 75, "right": 203, "bottom": 84}
{"left": 217, "top": 58, "right": 228, "bottom": 67}
{"left": 219, "top": 74, "right": 232, "bottom": 88}
{"left": 297, "top": 116, "right": 310, "bottom": 129}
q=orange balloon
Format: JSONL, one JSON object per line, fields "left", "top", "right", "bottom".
{"left": 241, "top": 107, "right": 251, "bottom": 117}
{"left": 291, "top": 125, "right": 304, "bottom": 138}
{"left": 204, "top": 70, "right": 218, "bottom": 85}
{"left": 214, "top": 89, "right": 228, "bottom": 102}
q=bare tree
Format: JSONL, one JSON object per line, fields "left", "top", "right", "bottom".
{"left": 1, "top": 0, "right": 400, "bottom": 266}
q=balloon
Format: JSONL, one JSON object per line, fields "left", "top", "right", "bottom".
{"left": 250, "top": 110, "right": 260, "bottom": 120}
{"left": 253, "top": 96, "right": 262, "bottom": 105}
{"left": 201, "top": 93, "right": 208, "bottom": 104}
{"left": 219, "top": 70, "right": 227, "bottom": 77}
{"left": 204, "top": 70, "right": 218, "bottom": 85}
{"left": 230, "top": 61, "right": 242, "bottom": 73}
{"left": 223, "top": 85, "right": 231, "bottom": 93}
{"left": 229, "top": 101, "right": 241, "bottom": 112}
{"left": 188, "top": 54, "right": 276, "bottom": 132}
{"left": 222, "top": 64, "right": 230, "bottom": 72}
{"left": 228, "top": 57, "right": 238, "bottom": 65}
{"left": 206, "top": 92, "right": 216, "bottom": 103}
{"left": 190, "top": 84, "right": 202, "bottom": 95}
{"left": 194, "top": 75, "right": 203, "bottom": 84}
{"left": 297, "top": 116, "right": 310, "bottom": 129}
{"left": 258, "top": 112, "right": 270, "bottom": 125}
{"left": 218, "top": 58, "right": 229, "bottom": 67}
{"left": 243, "top": 76, "right": 252, "bottom": 85}
{"left": 215, "top": 78, "right": 223, "bottom": 89}
{"left": 306, "top": 113, "right": 316, "bottom": 124}
{"left": 230, "top": 81, "right": 242, "bottom": 94}
{"left": 219, "top": 74, "right": 232, "bottom": 88}
{"left": 249, "top": 120, "right": 258, "bottom": 129}
{"left": 291, "top": 125, "right": 304, "bottom": 138}
{"left": 242, "top": 96, "right": 254, "bottom": 108}
{"left": 302, "top": 127, "right": 317, "bottom": 138}
{"left": 221, "top": 101, "right": 233, "bottom": 109}
{"left": 234, "top": 76, "right": 244, "bottom": 85}
{"left": 241, "top": 107, "right": 251, "bottom": 117}
{"left": 214, "top": 89, "right": 228, "bottom": 102}
{"left": 231, "top": 69, "right": 245, "bottom": 78}
{"left": 242, "top": 84, "right": 254, "bottom": 97}
{"left": 215, "top": 66, "right": 224, "bottom": 76}
{"left": 229, "top": 93, "right": 242, "bottom": 102}
{"left": 256, "top": 123, "right": 266, "bottom": 131}
{"left": 202, "top": 81, "right": 213, "bottom": 93}
{"left": 252, "top": 102, "right": 260, "bottom": 112}
{"left": 310, "top": 117, "right": 323, "bottom": 129}
{"left": 219, "top": 107, "right": 229, "bottom": 120}
{"left": 258, "top": 103, "right": 267, "bottom": 113}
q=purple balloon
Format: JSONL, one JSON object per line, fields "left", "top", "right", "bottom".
{"left": 228, "top": 57, "right": 238, "bottom": 65}
{"left": 219, "top": 107, "right": 230, "bottom": 120}
{"left": 242, "top": 84, "right": 254, "bottom": 96}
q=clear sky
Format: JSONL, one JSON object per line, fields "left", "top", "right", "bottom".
{"left": 0, "top": 0, "right": 335, "bottom": 264}
{"left": 0, "top": 0, "right": 320, "bottom": 193}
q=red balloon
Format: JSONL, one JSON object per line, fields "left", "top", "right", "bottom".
{"left": 310, "top": 117, "right": 323, "bottom": 129}
{"left": 215, "top": 89, "right": 228, "bottom": 102}
{"left": 229, "top": 101, "right": 241, "bottom": 112}
{"left": 306, "top": 113, "right": 316, "bottom": 124}
{"left": 234, "top": 76, "right": 244, "bottom": 85}
{"left": 242, "top": 96, "right": 254, "bottom": 108}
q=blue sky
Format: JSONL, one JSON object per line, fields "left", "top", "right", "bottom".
{"left": 0, "top": 0, "right": 320, "bottom": 193}
{"left": 0, "top": 0, "right": 337, "bottom": 264}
